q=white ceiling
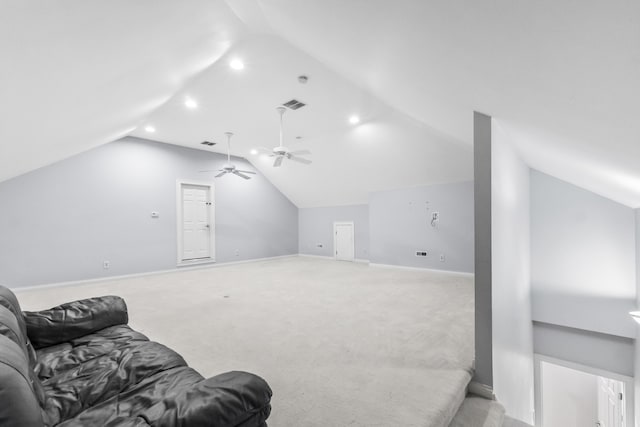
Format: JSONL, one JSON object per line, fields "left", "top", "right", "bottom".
{"left": 2, "top": 1, "right": 639, "bottom": 208}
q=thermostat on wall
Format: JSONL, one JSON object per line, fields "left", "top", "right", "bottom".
{"left": 151, "top": 211, "right": 159, "bottom": 218}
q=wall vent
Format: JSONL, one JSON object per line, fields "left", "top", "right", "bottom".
{"left": 200, "top": 141, "right": 216, "bottom": 146}
{"left": 282, "top": 99, "right": 306, "bottom": 110}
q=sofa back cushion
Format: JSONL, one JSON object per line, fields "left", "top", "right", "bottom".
{"left": 0, "top": 285, "right": 28, "bottom": 337}
{"left": 0, "top": 286, "right": 47, "bottom": 405}
{"left": 0, "top": 334, "right": 44, "bottom": 426}
{"left": 0, "top": 289, "right": 46, "bottom": 427}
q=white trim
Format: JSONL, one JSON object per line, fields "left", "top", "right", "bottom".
{"left": 467, "top": 381, "right": 496, "bottom": 400}
{"left": 298, "top": 254, "right": 334, "bottom": 260}
{"left": 534, "top": 353, "right": 634, "bottom": 427}
{"left": 176, "top": 180, "right": 216, "bottom": 265}
{"left": 12, "top": 255, "right": 473, "bottom": 295}
{"left": 333, "top": 221, "right": 355, "bottom": 261}
{"left": 297, "top": 254, "right": 370, "bottom": 264}
{"left": 212, "top": 254, "right": 296, "bottom": 268}
{"left": 11, "top": 255, "right": 297, "bottom": 293}
{"left": 368, "top": 262, "right": 475, "bottom": 277}
{"left": 176, "top": 258, "right": 217, "bottom": 267}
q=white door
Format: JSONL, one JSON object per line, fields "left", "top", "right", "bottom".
{"left": 597, "top": 376, "right": 624, "bottom": 427}
{"left": 182, "top": 184, "right": 211, "bottom": 261}
{"left": 334, "top": 222, "right": 355, "bottom": 261}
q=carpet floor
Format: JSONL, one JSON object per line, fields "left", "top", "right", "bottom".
{"left": 15, "top": 256, "right": 475, "bottom": 427}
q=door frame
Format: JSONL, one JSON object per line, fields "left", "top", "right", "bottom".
{"left": 534, "top": 354, "right": 633, "bottom": 427}
{"left": 176, "top": 180, "right": 215, "bottom": 266}
{"left": 333, "top": 221, "right": 355, "bottom": 261}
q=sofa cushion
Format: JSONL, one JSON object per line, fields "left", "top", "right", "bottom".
{"left": 0, "top": 334, "right": 44, "bottom": 427}
{"left": 37, "top": 325, "right": 189, "bottom": 424}
{"left": 0, "top": 304, "right": 48, "bottom": 409}
{"left": 0, "top": 284, "right": 28, "bottom": 337}
{"left": 0, "top": 285, "right": 40, "bottom": 371}
{"left": 34, "top": 325, "right": 149, "bottom": 380}
{"left": 56, "top": 368, "right": 272, "bottom": 427}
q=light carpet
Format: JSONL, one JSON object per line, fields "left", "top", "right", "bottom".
{"left": 14, "top": 256, "right": 475, "bottom": 427}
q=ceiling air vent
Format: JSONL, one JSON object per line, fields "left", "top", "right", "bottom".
{"left": 200, "top": 141, "right": 216, "bottom": 146}
{"left": 282, "top": 99, "right": 306, "bottom": 110}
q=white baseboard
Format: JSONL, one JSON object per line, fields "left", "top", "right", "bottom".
{"left": 298, "top": 254, "right": 370, "bottom": 264}
{"left": 297, "top": 253, "right": 334, "bottom": 260}
{"left": 11, "top": 255, "right": 470, "bottom": 293}
{"left": 11, "top": 254, "right": 298, "bottom": 293}
{"left": 213, "top": 254, "right": 296, "bottom": 268}
{"left": 368, "top": 262, "right": 474, "bottom": 277}
{"left": 467, "top": 381, "right": 495, "bottom": 400}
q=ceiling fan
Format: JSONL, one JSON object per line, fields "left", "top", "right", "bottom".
{"left": 257, "top": 106, "right": 312, "bottom": 167}
{"left": 202, "top": 132, "right": 256, "bottom": 179}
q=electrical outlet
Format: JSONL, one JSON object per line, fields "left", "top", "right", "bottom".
{"left": 103, "top": 260, "right": 110, "bottom": 269}
{"left": 439, "top": 254, "right": 445, "bottom": 262}
{"left": 235, "top": 249, "right": 239, "bottom": 257}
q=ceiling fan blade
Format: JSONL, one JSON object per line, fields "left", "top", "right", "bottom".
{"left": 232, "top": 170, "right": 252, "bottom": 179}
{"left": 289, "top": 149, "right": 311, "bottom": 156}
{"left": 273, "top": 156, "right": 284, "bottom": 167}
{"left": 215, "top": 171, "right": 227, "bottom": 178}
{"left": 289, "top": 156, "right": 312, "bottom": 165}
{"left": 236, "top": 170, "right": 256, "bottom": 174}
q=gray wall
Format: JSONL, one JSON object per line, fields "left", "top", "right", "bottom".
{"left": 534, "top": 322, "right": 634, "bottom": 377}
{"left": 530, "top": 170, "right": 637, "bottom": 338}
{"left": 0, "top": 137, "right": 298, "bottom": 287}
{"left": 298, "top": 205, "right": 369, "bottom": 260}
{"left": 490, "top": 120, "right": 534, "bottom": 423}
{"left": 474, "top": 111, "right": 493, "bottom": 389}
{"left": 368, "top": 181, "right": 474, "bottom": 272}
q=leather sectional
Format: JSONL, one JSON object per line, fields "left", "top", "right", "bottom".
{"left": 0, "top": 285, "right": 272, "bottom": 426}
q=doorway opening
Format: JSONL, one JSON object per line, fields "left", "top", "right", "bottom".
{"left": 176, "top": 180, "right": 215, "bottom": 265}
{"left": 534, "top": 355, "right": 632, "bottom": 427}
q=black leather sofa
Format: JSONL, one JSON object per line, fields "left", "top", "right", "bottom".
{"left": 0, "top": 285, "right": 272, "bottom": 426}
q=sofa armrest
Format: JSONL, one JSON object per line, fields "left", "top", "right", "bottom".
{"left": 149, "top": 371, "right": 272, "bottom": 427}
{"left": 23, "top": 295, "right": 128, "bottom": 349}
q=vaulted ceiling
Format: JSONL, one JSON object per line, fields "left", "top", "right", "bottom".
{"left": 2, "top": 1, "right": 639, "bottom": 208}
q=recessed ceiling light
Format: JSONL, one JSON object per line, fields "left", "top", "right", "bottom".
{"left": 144, "top": 125, "right": 156, "bottom": 133}
{"left": 229, "top": 59, "right": 245, "bottom": 70}
{"left": 349, "top": 115, "right": 360, "bottom": 125}
{"left": 250, "top": 149, "right": 258, "bottom": 155}
{"left": 184, "top": 97, "right": 198, "bottom": 109}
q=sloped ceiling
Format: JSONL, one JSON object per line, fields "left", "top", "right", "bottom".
{"left": 0, "top": 0, "right": 246, "bottom": 182}
{"left": 2, "top": 1, "right": 639, "bottom": 208}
